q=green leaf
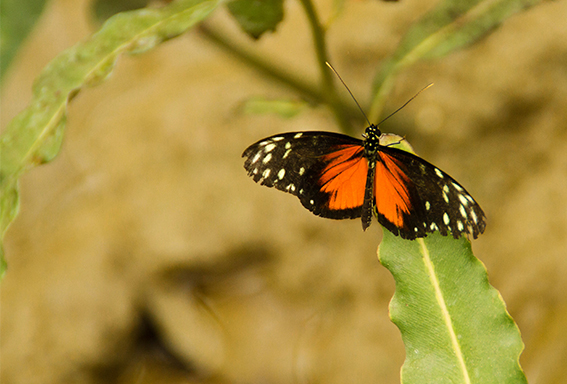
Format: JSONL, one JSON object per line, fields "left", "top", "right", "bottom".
{"left": 0, "top": 0, "right": 48, "bottom": 80}
{"left": 0, "top": 0, "right": 224, "bottom": 277}
{"left": 227, "top": 0, "right": 284, "bottom": 39}
{"left": 369, "top": 0, "right": 543, "bottom": 122}
{"left": 243, "top": 96, "right": 308, "bottom": 118}
{"left": 378, "top": 231, "right": 527, "bottom": 383}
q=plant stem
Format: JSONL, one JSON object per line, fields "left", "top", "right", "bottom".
{"left": 298, "top": 0, "right": 333, "bottom": 92}
{"left": 199, "top": 24, "right": 324, "bottom": 103}
{"left": 298, "top": 0, "right": 351, "bottom": 132}
{"left": 199, "top": 21, "right": 361, "bottom": 133}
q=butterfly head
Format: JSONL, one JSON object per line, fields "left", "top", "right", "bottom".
{"left": 363, "top": 124, "right": 382, "bottom": 155}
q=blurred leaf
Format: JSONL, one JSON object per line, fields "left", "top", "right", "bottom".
{"left": 0, "top": 0, "right": 224, "bottom": 278}
{"left": 243, "top": 96, "right": 308, "bottom": 118}
{"left": 227, "top": 0, "right": 283, "bottom": 39}
{"left": 378, "top": 231, "right": 527, "bottom": 383}
{"left": 91, "top": 0, "right": 152, "bottom": 24}
{"left": 369, "top": 0, "right": 543, "bottom": 121}
{"left": 0, "top": 0, "right": 48, "bottom": 80}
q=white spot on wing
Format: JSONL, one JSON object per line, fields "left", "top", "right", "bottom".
{"left": 299, "top": 167, "right": 305, "bottom": 175}
{"left": 283, "top": 149, "right": 291, "bottom": 159}
{"left": 285, "top": 142, "right": 291, "bottom": 149}
{"left": 443, "top": 191, "right": 449, "bottom": 203}
{"left": 264, "top": 143, "right": 276, "bottom": 152}
{"left": 457, "top": 221, "right": 464, "bottom": 231}
{"left": 435, "top": 168, "right": 444, "bottom": 178}
{"left": 262, "top": 169, "right": 271, "bottom": 178}
{"left": 278, "top": 169, "right": 285, "bottom": 180}
{"left": 272, "top": 136, "right": 284, "bottom": 141}
{"left": 471, "top": 210, "right": 478, "bottom": 224}
{"left": 251, "top": 152, "right": 261, "bottom": 164}
{"left": 459, "top": 194, "right": 469, "bottom": 206}
{"left": 294, "top": 133, "right": 303, "bottom": 138}
{"left": 459, "top": 205, "right": 467, "bottom": 218}
{"left": 425, "top": 201, "right": 431, "bottom": 211}
{"left": 262, "top": 153, "right": 272, "bottom": 164}
{"left": 452, "top": 182, "right": 463, "bottom": 191}
{"left": 443, "top": 213, "right": 450, "bottom": 225}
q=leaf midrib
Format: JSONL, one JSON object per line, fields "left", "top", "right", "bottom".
{"left": 418, "top": 238, "right": 470, "bottom": 384}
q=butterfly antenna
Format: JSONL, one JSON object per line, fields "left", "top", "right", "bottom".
{"left": 326, "top": 62, "right": 372, "bottom": 127}
{"left": 377, "top": 83, "right": 434, "bottom": 125}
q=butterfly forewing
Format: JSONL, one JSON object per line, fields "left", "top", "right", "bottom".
{"left": 242, "top": 131, "right": 367, "bottom": 220}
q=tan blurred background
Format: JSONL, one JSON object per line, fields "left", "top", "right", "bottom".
{"left": 2, "top": 0, "right": 567, "bottom": 383}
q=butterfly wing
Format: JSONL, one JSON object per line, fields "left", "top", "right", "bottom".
{"left": 373, "top": 145, "right": 486, "bottom": 239}
{"left": 243, "top": 131, "right": 486, "bottom": 239}
{"left": 242, "top": 132, "right": 368, "bottom": 220}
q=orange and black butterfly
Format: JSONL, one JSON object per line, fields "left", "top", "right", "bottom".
{"left": 242, "top": 124, "right": 486, "bottom": 240}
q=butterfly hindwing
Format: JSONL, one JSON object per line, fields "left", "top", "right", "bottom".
{"left": 242, "top": 131, "right": 367, "bottom": 220}
{"left": 374, "top": 146, "right": 486, "bottom": 239}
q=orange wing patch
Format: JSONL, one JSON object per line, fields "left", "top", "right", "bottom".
{"left": 319, "top": 145, "right": 367, "bottom": 211}
{"left": 374, "top": 153, "right": 412, "bottom": 227}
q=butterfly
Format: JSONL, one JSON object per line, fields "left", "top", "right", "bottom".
{"left": 242, "top": 124, "right": 486, "bottom": 240}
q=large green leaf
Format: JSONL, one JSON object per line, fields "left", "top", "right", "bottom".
{"left": 0, "top": 0, "right": 224, "bottom": 278}
{"left": 369, "top": 0, "right": 543, "bottom": 122}
{"left": 378, "top": 231, "right": 526, "bottom": 383}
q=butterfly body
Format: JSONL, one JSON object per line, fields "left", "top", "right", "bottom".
{"left": 242, "top": 125, "right": 486, "bottom": 240}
